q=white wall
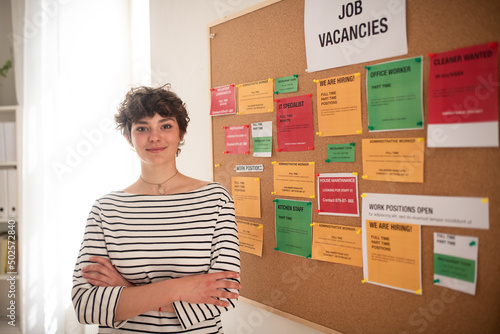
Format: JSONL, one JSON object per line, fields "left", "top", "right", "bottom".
{"left": 149, "top": 1, "right": 325, "bottom": 333}
{"left": 149, "top": 0, "right": 266, "bottom": 182}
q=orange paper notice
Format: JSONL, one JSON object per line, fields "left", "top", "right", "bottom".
{"left": 273, "top": 162, "right": 315, "bottom": 198}
{"left": 236, "top": 219, "right": 264, "bottom": 257}
{"left": 316, "top": 73, "right": 362, "bottom": 136}
{"left": 232, "top": 177, "right": 261, "bottom": 218}
{"left": 364, "top": 220, "right": 421, "bottom": 293}
{"left": 312, "top": 223, "right": 362, "bottom": 267}
{"left": 362, "top": 138, "right": 424, "bottom": 183}
{"left": 237, "top": 79, "right": 274, "bottom": 115}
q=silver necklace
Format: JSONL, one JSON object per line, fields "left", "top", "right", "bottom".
{"left": 140, "top": 171, "right": 178, "bottom": 195}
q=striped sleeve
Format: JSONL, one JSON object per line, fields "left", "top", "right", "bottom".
{"left": 173, "top": 193, "right": 240, "bottom": 330}
{"left": 71, "top": 200, "right": 126, "bottom": 328}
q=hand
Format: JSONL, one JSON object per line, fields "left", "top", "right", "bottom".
{"left": 174, "top": 271, "right": 241, "bottom": 307}
{"left": 82, "top": 256, "right": 134, "bottom": 288}
{"left": 83, "top": 256, "right": 176, "bottom": 313}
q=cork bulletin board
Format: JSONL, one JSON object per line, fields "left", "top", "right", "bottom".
{"left": 209, "top": 0, "right": 500, "bottom": 333}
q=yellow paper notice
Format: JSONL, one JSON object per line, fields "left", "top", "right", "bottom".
{"left": 237, "top": 79, "right": 274, "bottom": 115}
{"left": 362, "top": 138, "right": 424, "bottom": 183}
{"left": 365, "top": 220, "right": 421, "bottom": 292}
{"left": 236, "top": 219, "right": 264, "bottom": 257}
{"left": 312, "top": 223, "right": 362, "bottom": 267}
{"left": 273, "top": 162, "right": 315, "bottom": 198}
{"left": 232, "top": 177, "right": 261, "bottom": 218}
{"left": 317, "top": 73, "right": 362, "bottom": 136}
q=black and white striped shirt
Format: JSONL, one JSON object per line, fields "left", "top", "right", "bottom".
{"left": 72, "top": 183, "right": 240, "bottom": 333}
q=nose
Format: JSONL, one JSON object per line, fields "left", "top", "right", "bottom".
{"left": 148, "top": 128, "right": 161, "bottom": 142}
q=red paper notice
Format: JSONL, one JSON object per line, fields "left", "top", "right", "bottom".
{"left": 317, "top": 173, "right": 359, "bottom": 216}
{"left": 429, "top": 42, "right": 498, "bottom": 125}
{"left": 276, "top": 95, "right": 314, "bottom": 152}
{"left": 210, "top": 84, "right": 236, "bottom": 116}
{"left": 224, "top": 125, "right": 249, "bottom": 154}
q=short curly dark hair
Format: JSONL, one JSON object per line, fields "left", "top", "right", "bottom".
{"left": 115, "top": 85, "right": 190, "bottom": 156}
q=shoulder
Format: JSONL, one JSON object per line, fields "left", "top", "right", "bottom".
{"left": 175, "top": 175, "right": 231, "bottom": 198}
{"left": 184, "top": 176, "right": 210, "bottom": 192}
{"left": 85, "top": 192, "right": 125, "bottom": 221}
{"left": 95, "top": 191, "right": 127, "bottom": 201}
{"left": 202, "top": 182, "right": 233, "bottom": 203}
{"left": 92, "top": 191, "right": 134, "bottom": 208}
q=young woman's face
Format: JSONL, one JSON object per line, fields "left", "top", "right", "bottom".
{"left": 130, "top": 113, "right": 183, "bottom": 166}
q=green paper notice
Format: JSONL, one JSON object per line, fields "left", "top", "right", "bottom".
{"left": 275, "top": 75, "right": 298, "bottom": 94}
{"left": 434, "top": 253, "right": 475, "bottom": 283}
{"left": 253, "top": 137, "right": 272, "bottom": 152}
{"left": 366, "top": 57, "right": 423, "bottom": 131}
{"left": 326, "top": 143, "right": 355, "bottom": 162}
{"left": 275, "top": 199, "right": 312, "bottom": 258}
{"left": 251, "top": 121, "right": 272, "bottom": 157}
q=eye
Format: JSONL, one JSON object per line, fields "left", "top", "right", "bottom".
{"left": 135, "top": 126, "right": 147, "bottom": 132}
{"left": 162, "top": 123, "right": 172, "bottom": 129}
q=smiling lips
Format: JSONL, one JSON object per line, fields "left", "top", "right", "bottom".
{"left": 146, "top": 147, "right": 166, "bottom": 154}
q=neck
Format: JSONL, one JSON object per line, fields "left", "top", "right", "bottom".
{"left": 140, "top": 161, "right": 177, "bottom": 184}
{"left": 138, "top": 162, "right": 180, "bottom": 195}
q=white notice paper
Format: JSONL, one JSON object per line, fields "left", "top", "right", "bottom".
{"left": 235, "top": 165, "right": 264, "bottom": 173}
{"left": 304, "top": 0, "right": 408, "bottom": 71}
{"left": 362, "top": 193, "right": 489, "bottom": 229}
{"left": 433, "top": 233, "right": 478, "bottom": 295}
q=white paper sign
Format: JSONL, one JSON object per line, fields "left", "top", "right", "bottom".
{"left": 251, "top": 121, "right": 273, "bottom": 157}
{"left": 433, "top": 233, "right": 478, "bottom": 295}
{"left": 235, "top": 165, "right": 264, "bottom": 172}
{"left": 304, "top": 0, "right": 408, "bottom": 71}
{"left": 428, "top": 123, "right": 499, "bottom": 148}
{"left": 362, "top": 193, "right": 489, "bottom": 229}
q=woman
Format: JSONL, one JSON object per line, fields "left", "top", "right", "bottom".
{"left": 72, "top": 85, "right": 241, "bottom": 333}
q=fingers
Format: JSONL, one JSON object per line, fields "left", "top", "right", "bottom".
{"left": 83, "top": 263, "right": 107, "bottom": 273}
{"left": 211, "top": 298, "right": 231, "bottom": 308}
{"left": 213, "top": 289, "right": 239, "bottom": 300}
{"left": 213, "top": 279, "right": 241, "bottom": 289}
{"left": 207, "top": 290, "right": 239, "bottom": 307}
{"left": 85, "top": 277, "right": 107, "bottom": 287}
{"left": 83, "top": 257, "right": 113, "bottom": 277}
{"left": 175, "top": 271, "right": 241, "bottom": 306}
{"left": 210, "top": 271, "right": 241, "bottom": 292}
{"left": 197, "top": 294, "right": 236, "bottom": 307}
{"left": 81, "top": 270, "right": 109, "bottom": 286}
{"left": 207, "top": 271, "right": 241, "bottom": 296}
{"left": 89, "top": 256, "right": 114, "bottom": 270}
{"left": 209, "top": 275, "right": 241, "bottom": 304}
{"left": 82, "top": 263, "right": 114, "bottom": 279}
{"left": 82, "top": 258, "right": 117, "bottom": 287}
{"left": 82, "top": 257, "right": 135, "bottom": 288}
{"left": 209, "top": 270, "right": 240, "bottom": 281}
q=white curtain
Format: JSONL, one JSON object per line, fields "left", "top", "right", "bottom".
{"left": 11, "top": 0, "right": 149, "bottom": 332}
